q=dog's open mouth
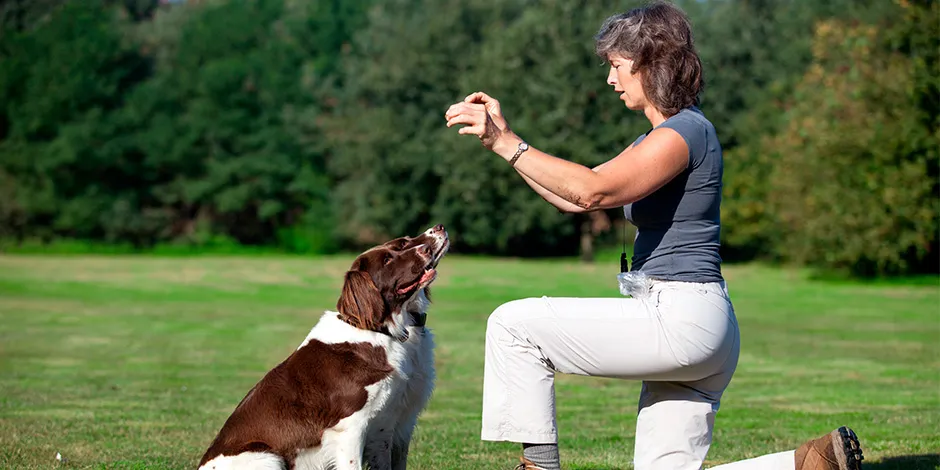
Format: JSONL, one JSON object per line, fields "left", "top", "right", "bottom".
{"left": 395, "top": 266, "right": 436, "bottom": 295}
{"left": 417, "top": 265, "right": 438, "bottom": 287}
{"left": 396, "top": 233, "right": 449, "bottom": 296}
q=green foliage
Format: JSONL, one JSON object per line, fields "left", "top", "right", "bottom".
{"left": 437, "top": 0, "right": 649, "bottom": 255}
{"left": 325, "top": 0, "right": 647, "bottom": 255}
{"left": 0, "top": 0, "right": 68, "bottom": 40}
{"left": 726, "top": 1, "right": 939, "bottom": 276}
{"left": 324, "top": 0, "right": 522, "bottom": 251}
{"left": 275, "top": 205, "right": 338, "bottom": 254}
{"left": 0, "top": 1, "right": 152, "bottom": 242}
{"left": 693, "top": 0, "right": 893, "bottom": 149}
{"left": 0, "top": 0, "right": 369, "bottom": 253}
{"left": 118, "top": 0, "right": 333, "bottom": 247}
{"left": 712, "top": 0, "right": 899, "bottom": 261}
{"left": 0, "top": 0, "right": 935, "bottom": 275}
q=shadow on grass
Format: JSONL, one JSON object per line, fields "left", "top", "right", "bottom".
{"left": 567, "top": 454, "right": 940, "bottom": 470}
{"left": 864, "top": 454, "right": 940, "bottom": 470}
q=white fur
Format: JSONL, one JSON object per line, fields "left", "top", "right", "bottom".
{"left": 198, "top": 452, "right": 284, "bottom": 470}
{"left": 205, "top": 288, "right": 436, "bottom": 470}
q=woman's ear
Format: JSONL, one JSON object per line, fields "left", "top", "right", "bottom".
{"left": 336, "top": 270, "right": 386, "bottom": 331}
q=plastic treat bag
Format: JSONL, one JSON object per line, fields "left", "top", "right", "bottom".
{"left": 617, "top": 270, "right": 652, "bottom": 299}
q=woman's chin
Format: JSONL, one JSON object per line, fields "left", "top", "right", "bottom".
{"left": 619, "top": 96, "right": 639, "bottom": 110}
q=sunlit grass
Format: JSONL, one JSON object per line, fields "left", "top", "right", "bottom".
{"left": 0, "top": 255, "right": 937, "bottom": 469}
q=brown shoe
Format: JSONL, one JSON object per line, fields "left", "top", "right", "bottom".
{"left": 513, "top": 457, "right": 547, "bottom": 470}
{"left": 795, "top": 426, "right": 864, "bottom": 470}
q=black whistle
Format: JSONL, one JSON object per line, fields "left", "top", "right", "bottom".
{"left": 620, "top": 251, "right": 628, "bottom": 273}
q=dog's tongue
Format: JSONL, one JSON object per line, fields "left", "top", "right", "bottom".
{"left": 419, "top": 268, "right": 436, "bottom": 284}
{"left": 396, "top": 269, "right": 436, "bottom": 295}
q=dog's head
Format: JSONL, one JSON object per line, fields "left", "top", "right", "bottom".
{"left": 337, "top": 224, "right": 449, "bottom": 339}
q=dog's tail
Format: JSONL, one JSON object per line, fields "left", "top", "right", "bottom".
{"left": 198, "top": 452, "right": 285, "bottom": 470}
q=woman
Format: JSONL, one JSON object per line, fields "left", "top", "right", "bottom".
{"left": 444, "top": 2, "right": 863, "bottom": 470}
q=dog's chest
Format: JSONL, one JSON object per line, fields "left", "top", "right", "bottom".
{"left": 375, "top": 327, "right": 436, "bottom": 411}
{"left": 396, "top": 327, "right": 435, "bottom": 378}
{"left": 293, "top": 328, "right": 435, "bottom": 469}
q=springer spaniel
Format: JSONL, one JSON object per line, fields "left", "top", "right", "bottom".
{"left": 198, "top": 225, "right": 449, "bottom": 470}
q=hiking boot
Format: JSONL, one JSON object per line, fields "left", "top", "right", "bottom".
{"left": 513, "top": 457, "right": 547, "bottom": 470}
{"left": 795, "top": 426, "right": 864, "bottom": 470}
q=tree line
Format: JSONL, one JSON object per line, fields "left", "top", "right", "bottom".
{"left": 0, "top": 0, "right": 936, "bottom": 276}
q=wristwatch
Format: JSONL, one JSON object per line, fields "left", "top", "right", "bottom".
{"left": 510, "top": 141, "right": 529, "bottom": 167}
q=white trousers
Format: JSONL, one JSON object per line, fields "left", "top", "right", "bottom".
{"left": 481, "top": 280, "right": 797, "bottom": 470}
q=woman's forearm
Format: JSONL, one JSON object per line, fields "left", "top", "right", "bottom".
{"left": 494, "top": 135, "right": 605, "bottom": 210}
{"left": 443, "top": 93, "right": 649, "bottom": 211}
{"left": 515, "top": 170, "right": 588, "bottom": 213}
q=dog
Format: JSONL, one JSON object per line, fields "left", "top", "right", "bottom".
{"left": 198, "top": 224, "right": 449, "bottom": 470}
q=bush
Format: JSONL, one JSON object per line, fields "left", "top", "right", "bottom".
{"left": 740, "top": 10, "right": 938, "bottom": 276}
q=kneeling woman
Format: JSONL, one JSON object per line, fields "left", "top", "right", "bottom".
{"left": 444, "top": 2, "right": 863, "bottom": 470}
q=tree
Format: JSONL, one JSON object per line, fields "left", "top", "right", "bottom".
{"left": 754, "top": 2, "right": 938, "bottom": 275}
{"left": 326, "top": 0, "right": 652, "bottom": 255}
{"left": 0, "top": 0, "right": 67, "bottom": 41}
{"left": 711, "top": 0, "right": 902, "bottom": 261}
{"left": 119, "top": 0, "right": 354, "bottom": 250}
{"left": 0, "top": 1, "right": 151, "bottom": 242}
{"left": 0, "top": 0, "right": 372, "bottom": 251}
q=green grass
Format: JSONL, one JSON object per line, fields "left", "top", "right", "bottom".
{"left": 0, "top": 255, "right": 937, "bottom": 469}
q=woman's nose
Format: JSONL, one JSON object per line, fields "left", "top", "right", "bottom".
{"left": 607, "top": 68, "right": 618, "bottom": 86}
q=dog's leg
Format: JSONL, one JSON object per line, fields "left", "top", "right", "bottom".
{"left": 332, "top": 430, "right": 367, "bottom": 470}
{"left": 364, "top": 428, "right": 394, "bottom": 470}
{"left": 390, "top": 415, "right": 418, "bottom": 470}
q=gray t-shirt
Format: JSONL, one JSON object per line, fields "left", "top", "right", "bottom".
{"left": 623, "top": 106, "right": 723, "bottom": 282}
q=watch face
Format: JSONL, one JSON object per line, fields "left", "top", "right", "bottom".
{"left": 520, "top": 142, "right": 529, "bottom": 151}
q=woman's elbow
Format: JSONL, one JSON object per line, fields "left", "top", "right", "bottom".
{"left": 577, "top": 191, "right": 607, "bottom": 211}
{"left": 561, "top": 185, "right": 603, "bottom": 211}
{"left": 585, "top": 190, "right": 639, "bottom": 211}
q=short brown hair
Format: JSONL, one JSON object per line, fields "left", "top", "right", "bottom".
{"left": 594, "top": 1, "right": 703, "bottom": 117}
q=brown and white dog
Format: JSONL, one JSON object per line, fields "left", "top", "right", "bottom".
{"left": 198, "top": 225, "right": 449, "bottom": 470}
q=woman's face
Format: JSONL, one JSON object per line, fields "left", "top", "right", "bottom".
{"left": 606, "top": 53, "right": 646, "bottom": 110}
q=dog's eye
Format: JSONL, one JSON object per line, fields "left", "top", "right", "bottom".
{"left": 384, "top": 254, "right": 393, "bottom": 265}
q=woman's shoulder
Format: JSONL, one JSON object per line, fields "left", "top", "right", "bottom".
{"left": 656, "top": 107, "right": 714, "bottom": 159}
{"left": 666, "top": 106, "right": 714, "bottom": 129}
{"left": 664, "top": 107, "right": 718, "bottom": 143}
{"left": 635, "top": 107, "right": 716, "bottom": 151}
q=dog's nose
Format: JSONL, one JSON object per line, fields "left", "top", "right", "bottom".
{"left": 433, "top": 224, "right": 444, "bottom": 233}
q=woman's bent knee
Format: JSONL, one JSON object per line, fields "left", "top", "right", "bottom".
{"left": 486, "top": 297, "right": 545, "bottom": 344}
{"left": 487, "top": 298, "right": 543, "bottom": 329}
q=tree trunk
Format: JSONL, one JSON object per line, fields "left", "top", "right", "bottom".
{"left": 580, "top": 211, "right": 611, "bottom": 263}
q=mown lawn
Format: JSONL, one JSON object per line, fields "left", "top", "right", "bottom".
{"left": 0, "top": 255, "right": 937, "bottom": 469}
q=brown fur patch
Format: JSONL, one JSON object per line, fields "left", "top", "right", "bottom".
{"left": 198, "top": 340, "right": 394, "bottom": 467}
{"left": 337, "top": 270, "right": 387, "bottom": 331}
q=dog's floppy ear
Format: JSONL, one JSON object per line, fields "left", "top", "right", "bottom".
{"left": 337, "top": 270, "right": 386, "bottom": 331}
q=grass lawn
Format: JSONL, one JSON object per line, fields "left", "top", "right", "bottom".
{"left": 0, "top": 254, "right": 937, "bottom": 469}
